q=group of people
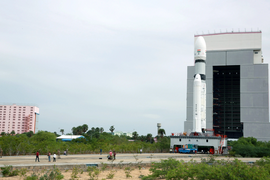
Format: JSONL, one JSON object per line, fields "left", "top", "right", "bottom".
{"left": 107, "top": 150, "right": 116, "bottom": 160}
{"left": 35, "top": 151, "right": 56, "bottom": 162}
{"left": 35, "top": 149, "right": 68, "bottom": 162}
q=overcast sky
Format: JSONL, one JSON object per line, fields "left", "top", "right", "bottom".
{"left": 0, "top": 1, "right": 270, "bottom": 136}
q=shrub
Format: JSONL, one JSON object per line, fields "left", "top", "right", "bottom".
{"left": 87, "top": 166, "right": 100, "bottom": 180}
{"left": 143, "top": 158, "right": 270, "bottom": 180}
{"left": 106, "top": 170, "right": 115, "bottom": 179}
{"left": 0, "top": 165, "right": 19, "bottom": 177}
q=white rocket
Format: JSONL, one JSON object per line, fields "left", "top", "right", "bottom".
{"left": 193, "top": 36, "right": 207, "bottom": 132}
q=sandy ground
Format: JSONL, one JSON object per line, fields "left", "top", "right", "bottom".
{"left": 0, "top": 167, "right": 152, "bottom": 180}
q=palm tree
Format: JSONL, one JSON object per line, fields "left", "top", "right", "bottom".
{"left": 158, "top": 129, "right": 166, "bottom": 138}
{"left": 82, "top": 124, "right": 88, "bottom": 133}
{"left": 60, "top": 129, "right": 64, "bottom": 135}
{"left": 77, "top": 126, "right": 83, "bottom": 135}
{"left": 100, "top": 127, "right": 104, "bottom": 133}
{"left": 10, "top": 130, "right": 15, "bottom": 136}
{"left": 146, "top": 133, "right": 152, "bottom": 142}
{"left": 132, "top": 131, "right": 139, "bottom": 140}
{"left": 72, "top": 127, "right": 78, "bottom": 135}
{"left": 109, "top": 126, "right": 115, "bottom": 133}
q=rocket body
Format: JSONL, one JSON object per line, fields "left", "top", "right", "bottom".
{"left": 193, "top": 74, "right": 202, "bottom": 132}
{"left": 193, "top": 36, "right": 207, "bottom": 132}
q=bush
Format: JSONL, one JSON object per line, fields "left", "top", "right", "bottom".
{"left": 0, "top": 165, "right": 19, "bottom": 177}
{"left": 142, "top": 158, "right": 270, "bottom": 180}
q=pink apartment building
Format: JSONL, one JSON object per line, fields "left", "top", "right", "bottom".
{"left": 0, "top": 104, "right": 39, "bottom": 134}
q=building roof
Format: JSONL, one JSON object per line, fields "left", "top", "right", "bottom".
{"left": 195, "top": 31, "right": 261, "bottom": 51}
{"left": 56, "top": 135, "right": 84, "bottom": 140}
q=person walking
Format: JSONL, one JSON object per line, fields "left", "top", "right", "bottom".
{"left": 113, "top": 150, "right": 116, "bottom": 160}
{"left": 35, "top": 151, "right": 40, "bottom": 162}
{"left": 53, "top": 152, "right": 56, "bottom": 162}
{"left": 48, "top": 152, "right": 51, "bottom": 162}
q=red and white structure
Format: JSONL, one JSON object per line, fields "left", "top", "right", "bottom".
{"left": 0, "top": 104, "right": 39, "bottom": 134}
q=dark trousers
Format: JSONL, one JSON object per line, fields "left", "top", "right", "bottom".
{"left": 35, "top": 156, "right": 39, "bottom": 162}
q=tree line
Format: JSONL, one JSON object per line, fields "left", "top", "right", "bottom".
{"left": 0, "top": 125, "right": 170, "bottom": 156}
{"left": 229, "top": 137, "right": 270, "bottom": 157}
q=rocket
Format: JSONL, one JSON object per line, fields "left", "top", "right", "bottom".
{"left": 193, "top": 36, "right": 207, "bottom": 132}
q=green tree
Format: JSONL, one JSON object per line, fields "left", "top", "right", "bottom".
{"left": 72, "top": 127, "right": 78, "bottom": 135}
{"left": 82, "top": 124, "right": 88, "bottom": 133}
{"left": 25, "top": 131, "right": 34, "bottom": 137}
{"left": 157, "top": 137, "right": 170, "bottom": 152}
{"left": 100, "top": 127, "right": 104, "bottom": 133}
{"left": 109, "top": 126, "right": 115, "bottom": 133}
{"left": 77, "top": 126, "right": 83, "bottom": 135}
{"left": 30, "top": 131, "right": 57, "bottom": 154}
{"left": 60, "top": 129, "right": 64, "bottom": 135}
{"left": 1, "top": 132, "right": 6, "bottom": 136}
{"left": 132, "top": 131, "right": 139, "bottom": 140}
{"left": 146, "top": 133, "right": 152, "bottom": 142}
{"left": 158, "top": 129, "right": 166, "bottom": 138}
{"left": 10, "top": 130, "right": 15, "bottom": 136}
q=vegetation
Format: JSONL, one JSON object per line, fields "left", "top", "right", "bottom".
{"left": 0, "top": 125, "right": 170, "bottom": 156}
{"left": 87, "top": 166, "right": 100, "bottom": 180}
{"left": 230, "top": 137, "right": 270, "bottom": 157}
{"left": 142, "top": 157, "right": 270, "bottom": 180}
{"left": 158, "top": 128, "right": 166, "bottom": 137}
{"left": 0, "top": 165, "right": 19, "bottom": 177}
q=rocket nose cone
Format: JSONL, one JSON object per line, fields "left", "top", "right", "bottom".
{"left": 195, "top": 36, "right": 206, "bottom": 48}
{"left": 194, "top": 36, "right": 206, "bottom": 60}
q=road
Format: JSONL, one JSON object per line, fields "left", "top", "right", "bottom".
{"left": 0, "top": 153, "right": 261, "bottom": 168}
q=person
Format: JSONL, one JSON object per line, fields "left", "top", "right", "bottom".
{"left": 64, "top": 150, "right": 66, "bottom": 155}
{"left": 107, "top": 150, "right": 112, "bottom": 160}
{"left": 35, "top": 151, "right": 40, "bottom": 162}
{"left": 140, "top": 149, "right": 142, "bottom": 154}
{"left": 113, "top": 150, "right": 116, "bottom": 160}
{"left": 48, "top": 152, "right": 51, "bottom": 162}
{"left": 53, "top": 152, "right": 56, "bottom": 162}
{"left": 100, "top": 149, "right": 102, "bottom": 155}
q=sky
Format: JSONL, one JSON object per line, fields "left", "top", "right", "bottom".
{"left": 0, "top": 0, "right": 270, "bottom": 136}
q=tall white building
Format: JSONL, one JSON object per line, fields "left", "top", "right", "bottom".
{"left": 0, "top": 104, "right": 39, "bottom": 134}
{"left": 184, "top": 31, "right": 270, "bottom": 141}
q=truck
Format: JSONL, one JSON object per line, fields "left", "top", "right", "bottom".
{"left": 178, "top": 144, "right": 198, "bottom": 154}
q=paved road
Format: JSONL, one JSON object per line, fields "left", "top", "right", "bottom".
{"left": 0, "top": 153, "right": 261, "bottom": 167}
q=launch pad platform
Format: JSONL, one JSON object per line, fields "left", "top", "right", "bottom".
{"left": 170, "top": 134, "right": 227, "bottom": 154}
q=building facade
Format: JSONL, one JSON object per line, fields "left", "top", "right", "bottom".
{"left": 184, "top": 31, "right": 270, "bottom": 141}
{"left": 0, "top": 104, "right": 39, "bottom": 134}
